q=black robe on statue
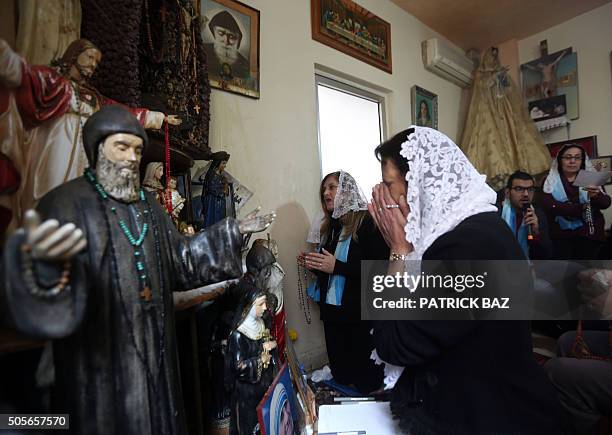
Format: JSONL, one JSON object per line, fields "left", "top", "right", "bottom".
{"left": 1, "top": 176, "right": 244, "bottom": 435}
{"left": 227, "top": 278, "right": 276, "bottom": 435}
{"left": 227, "top": 330, "right": 275, "bottom": 435}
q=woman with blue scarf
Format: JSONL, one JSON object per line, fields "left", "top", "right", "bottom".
{"left": 542, "top": 144, "right": 610, "bottom": 260}
{"left": 300, "top": 171, "right": 388, "bottom": 394}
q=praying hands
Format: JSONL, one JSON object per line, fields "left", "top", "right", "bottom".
{"left": 368, "top": 183, "right": 412, "bottom": 255}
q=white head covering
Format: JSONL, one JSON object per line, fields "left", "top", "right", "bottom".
{"left": 306, "top": 170, "right": 367, "bottom": 244}
{"left": 332, "top": 170, "right": 368, "bottom": 218}
{"left": 306, "top": 210, "right": 325, "bottom": 244}
{"left": 372, "top": 126, "right": 498, "bottom": 389}
{"left": 237, "top": 294, "right": 267, "bottom": 340}
{"left": 267, "top": 262, "right": 286, "bottom": 314}
{"left": 401, "top": 126, "right": 498, "bottom": 260}
{"left": 543, "top": 144, "right": 595, "bottom": 194}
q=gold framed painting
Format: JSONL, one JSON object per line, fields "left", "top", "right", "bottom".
{"left": 311, "top": 0, "right": 392, "bottom": 73}
{"left": 200, "top": 0, "right": 260, "bottom": 98}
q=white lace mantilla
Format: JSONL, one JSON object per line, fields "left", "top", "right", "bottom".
{"left": 332, "top": 170, "right": 368, "bottom": 219}
{"left": 375, "top": 126, "right": 498, "bottom": 390}
{"left": 401, "top": 126, "right": 498, "bottom": 261}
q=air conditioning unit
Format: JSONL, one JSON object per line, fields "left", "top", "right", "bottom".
{"left": 422, "top": 38, "right": 474, "bottom": 88}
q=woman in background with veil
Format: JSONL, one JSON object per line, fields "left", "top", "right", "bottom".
{"left": 299, "top": 170, "right": 388, "bottom": 395}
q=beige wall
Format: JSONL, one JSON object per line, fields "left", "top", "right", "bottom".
{"left": 518, "top": 2, "right": 612, "bottom": 152}
{"left": 518, "top": 1, "right": 612, "bottom": 221}
{"left": 210, "top": 0, "right": 464, "bottom": 368}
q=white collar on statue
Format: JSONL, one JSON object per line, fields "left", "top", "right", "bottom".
{"left": 237, "top": 303, "right": 266, "bottom": 340}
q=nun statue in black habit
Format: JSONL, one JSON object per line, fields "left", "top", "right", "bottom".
{"left": 1, "top": 105, "right": 275, "bottom": 435}
{"left": 227, "top": 244, "right": 279, "bottom": 435}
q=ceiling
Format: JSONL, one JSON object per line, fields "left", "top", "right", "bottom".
{"left": 390, "top": 0, "right": 612, "bottom": 50}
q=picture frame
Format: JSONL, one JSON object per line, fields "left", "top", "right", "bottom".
{"left": 411, "top": 85, "right": 438, "bottom": 130}
{"left": 528, "top": 94, "right": 567, "bottom": 122}
{"left": 521, "top": 47, "right": 578, "bottom": 119}
{"left": 590, "top": 155, "right": 612, "bottom": 185}
{"left": 546, "top": 135, "right": 598, "bottom": 159}
{"left": 200, "top": 0, "right": 260, "bottom": 98}
{"left": 285, "top": 340, "right": 317, "bottom": 429}
{"left": 311, "top": 0, "right": 392, "bottom": 73}
{"left": 257, "top": 363, "right": 298, "bottom": 435}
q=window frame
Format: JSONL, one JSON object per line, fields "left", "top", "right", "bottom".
{"left": 314, "top": 74, "right": 387, "bottom": 180}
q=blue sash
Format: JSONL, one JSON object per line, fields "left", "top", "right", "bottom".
{"left": 551, "top": 175, "right": 587, "bottom": 230}
{"left": 501, "top": 199, "right": 529, "bottom": 258}
{"left": 306, "top": 233, "right": 351, "bottom": 306}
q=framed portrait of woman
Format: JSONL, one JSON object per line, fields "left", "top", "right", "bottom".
{"left": 411, "top": 86, "right": 438, "bottom": 130}
{"left": 257, "top": 363, "right": 298, "bottom": 435}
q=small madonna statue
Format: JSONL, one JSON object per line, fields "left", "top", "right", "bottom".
{"left": 163, "top": 175, "right": 186, "bottom": 224}
{"left": 200, "top": 151, "right": 231, "bottom": 228}
{"left": 142, "top": 162, "right": 164, "bottom": 200}
{"left": 228, "top": 281, "right": 277, "bottom": 434}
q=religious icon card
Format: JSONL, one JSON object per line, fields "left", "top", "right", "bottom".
{"left": 201, "top": 0, "right": 260, "bottom": 98}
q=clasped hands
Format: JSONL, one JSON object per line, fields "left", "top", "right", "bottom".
{"left": 298, "top": 249, "right": 336, "bottom": 274}
{"left": 261, "top": 340, "right": 277, "bottom": 366}
{"left": 368, "top": 183, "right": 413, "bottom": 255}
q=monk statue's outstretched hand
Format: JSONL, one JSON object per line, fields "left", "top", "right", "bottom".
{"left": 23, "top": 209, "right": 87, "bottom": 262}
{"left": 238, "top": 206, "right": 275, "bottom": 234}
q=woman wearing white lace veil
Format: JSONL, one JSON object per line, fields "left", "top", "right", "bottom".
{"left": 368, "top": 127, "right": 564, "bottom": 434}
{"left": 541, "top": 143, "right": 610, "bottom": 260}
{"left": 298, "top": 170, "right": 389, "bottom": 394}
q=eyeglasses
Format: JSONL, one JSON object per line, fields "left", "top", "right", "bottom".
{"left": 561, "top": 155, "right": 582, "bottom": 162}
{"left": 511, "top": 186, "right": 536, "bottom": 193}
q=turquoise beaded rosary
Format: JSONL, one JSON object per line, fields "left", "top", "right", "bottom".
{"left": 85, "top": 168, "right": 153, "bottom": 301}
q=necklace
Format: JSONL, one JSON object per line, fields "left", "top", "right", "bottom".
{"left": 88, "top": 169, "right": 167, "bottom": 394}
{"left": 85, "top": 169, "right": 152, "bottom": 300}
{"left": 296, "top": 262, "right": 312, "bottom": 324}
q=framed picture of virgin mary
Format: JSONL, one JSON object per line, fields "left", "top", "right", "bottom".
{"left": 411, "top": 86, "right": 438, "bottom": 130}
{"left": 201, "top": 0, "right": 260, "bottom": 98}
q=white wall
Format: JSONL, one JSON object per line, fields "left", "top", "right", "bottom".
{"left": 210, "top": 0, "right": 464, "bottom": 368}
{"left": 518, "top": 1, "right": 612, "bottom": 222}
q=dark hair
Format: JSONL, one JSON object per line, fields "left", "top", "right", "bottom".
{"left": 374, "top": 128, "right": 412, "bottom": 176}
{"left": 557, "top": 144, "right": 586, "bottom": 172}
{"left": 506, "top": 170, "right": 534, "bottom": 189}
{"left": 419, "top": 100, "right": 430, "bottom": 118}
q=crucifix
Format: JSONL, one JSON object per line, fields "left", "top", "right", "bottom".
{"left": 140, "top": 286, "right": 153, "bottom": 302}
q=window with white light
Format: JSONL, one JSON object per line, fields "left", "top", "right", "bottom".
{"left": 316, "top": 75, "right": 386, "bottom": 199}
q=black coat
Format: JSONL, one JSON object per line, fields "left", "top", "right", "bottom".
{"left": 2, "top": 177, "right": 244, "bottom": 435}
{"left": 497, "top": 205, "right": 553, "bottom": 260}
{"left": 316, "top": 215, "right": 389, "bottom": 322}
{"left": 374, "top": 212, "right": 565, "bottom": 435}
